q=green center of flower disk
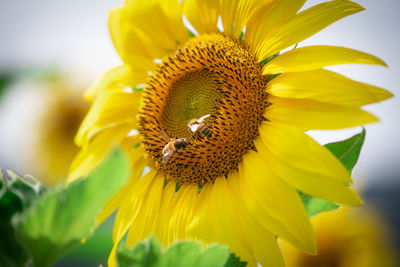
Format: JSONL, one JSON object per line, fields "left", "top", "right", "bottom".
{"left": 138, "top": 33, "right": 269, "bottom": 186}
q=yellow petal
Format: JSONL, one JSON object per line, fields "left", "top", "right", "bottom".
{"left": 164, "top": 184, "right": 198, "bottom": 245}
{"left": 96, "top": 152, "right": 146, "bottom": 227}
{"left": 111, "top": 169, "right": 157, "bottom": 242}
{"left": 187, "top": 183, "right": 214, "bottom": 243}
{"left": 84, "top": 65, "right": 148, "bottom": 101}
{"left": 231, "top": 0, "right": 265, "bottom": 38}
{"left": 161, "top": 0, "right": 190, "bottom": 44}
{"left": 76, "top": 91, "right": 141, "bottom": 147}
{"left": 216, "top": 175, "right": 286, "bottom": 266}
{"left": 108, "top": 168, "right": 156, "bottom": 267}
{"left": 266, "top": 70, "right": 393, "bottom": 107}
{"left": 158, "top": 0, "right": 183, "bottom": 20}
{"left": 68, "top": 124, "right": 138, "bottom": 183}
{"left": 263, "top": 45, "right": 387, "bottom": 74}
{"left": 255, "top": 1, "right": 365, "bottom": 61}
{"left": 109, "top": 7, "right": 157, "bottom": 70}
{"left": 259, "top": 146, "right": 363, "bottom": 206}
{"left": 239, "top": 151, "right": 316, "bottom": 253}
{"left": 154, "top": 181, "right": 177, "bottom": 246}
{"left": 207, "top": 177, "right": 255, "bottom": 263}
{"left": 110, "top": 3, "right": 187, "bottom": 68}
{"left": 124, "top": 0, "right": 188, "bottom": 47}
{"left": 266, "top": 96, "right": 379, "bottom": 130}
{"left": 121, "top": 133, "right": 143, "bottom": 154}
{"left": 259, "top": 122, "right": 351, "bottom": 183}
{"left": 229, "top": 172, "right": 285, "bottom": 267}
{"left": 245, "top": 0, "right": 305, "bottom": 52}
{"left": 187, "top": 179, "right": 256, "bottom": 266}
{"left": 220, "top": 0, "right": 239, "bottom": 34}
{"left": 183, "top": 0, "right": 220, "bottom": 34}
{"left": 126, "top": 175, "right": 165, "bottom": 246}
{"left": 256, "top": 122, "right": 362, "bottom": 205}
{"left": 243, "top": 211, "right": 285, "bottom": 266}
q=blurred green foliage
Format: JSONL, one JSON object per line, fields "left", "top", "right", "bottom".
{"left": 0, "top": 169, "right": 46, "bottom": 267}
{"left": 1, "top": 150, "right": 129, "bottom": 267}
{"left": 117, "top": 236, "right": 245, "bottom": 267}
{"left": 0, "top": 73, "right": 15, "bottom": 100}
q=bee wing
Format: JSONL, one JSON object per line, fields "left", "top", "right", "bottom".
{"left": 188, "top": 123, "right": 200, "bottom": 132}
{"left": 159, "top": 130, "right": 171, "bottom": 143}
{"left": 198, "top": 114, "right": 211, "bottom": 123}
{"left": 162, "top": 150, "right": 174, "bottom": 163}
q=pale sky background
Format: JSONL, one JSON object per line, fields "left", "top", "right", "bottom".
{"left": 0, "top": 0, "right": 399, "bottom": 188}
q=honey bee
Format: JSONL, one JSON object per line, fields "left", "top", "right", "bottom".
{"left": 159, "top": 130, "right": 188, "bottom": 163}
{"left": 187, "top": 114, "right": 212, "bottom": 138}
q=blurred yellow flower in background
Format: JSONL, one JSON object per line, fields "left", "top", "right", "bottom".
{"left": 67, "top": 0, "right": 392, "bottom": 266}
{"left": 281, "top": 207, "right": 398, "bottom": 267}
{"left": 0, "top": 72, "right": 88, "bottom": 187}
{"left": 32, "top": 77, "right": 88, "bottom": 186}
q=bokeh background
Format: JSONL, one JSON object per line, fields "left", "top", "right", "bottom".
{"left": 0, "top": 0, "right": 399, "bottom": 266}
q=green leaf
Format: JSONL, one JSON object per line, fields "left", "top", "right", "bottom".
{"left": 224, "top": 253, "right": 247, "bottom": 267}
{"left": 300, "top": 192, "right": 339, "bottom": 217}
{"left": 118, "top": 236, "right": 162, "bottom": 267}
{"left": 301, "top": 129, "right": 366, "bottom": 217}
{"left": 13, "top": 150, "right": 130, "bottom": 267}
{"left": 325, "top": 128, "right": 366, "bottom": 173}
{"left": 0, "top": 168, "right": 46, "bottom": 267}
{"left": 161, "top": 243, "right": 229, "bottom": 267}
{"left": 0, "top": 73, "right": 14, "bottom": 100}
{"left": 56, "top": 216, "right": 114, "bottom": 266}
{"left": 1, "top": 169, "right": 46, "bottom": 219}
{"left": 117, "top": 236, "right": 232, "bottom": 267}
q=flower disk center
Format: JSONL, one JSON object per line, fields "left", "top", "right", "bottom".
{"left": 161, "top": 69, "right": 220, "bottom": 138}
{"left": 138, "top": 34, "right": 269, "bottom": 186}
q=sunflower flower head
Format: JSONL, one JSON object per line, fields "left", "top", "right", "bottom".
{"left": 139, "top": 33, "right": 269, "bottom": 184}
{"left": 68, "top": 0, "right": 393, "bottom": 266}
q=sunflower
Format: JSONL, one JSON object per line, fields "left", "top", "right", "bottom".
{"left": 281, "top": 207, "right": 398, "bottom": 267}
{"left": 68, "top": 0, "right": 392, "bottom": 266}
{"left": 33, "top": 79, "right": 88, "bottom": 186}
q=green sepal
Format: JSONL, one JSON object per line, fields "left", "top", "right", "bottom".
{"left": 187, "top": 28, "right": 196, "bottom": 38}
{"left": 261, "top": 52, "right": 280, "bottom": 65}
{"left": 260, "top": 52, "right": 281, "bottom": 81}
{"left": 12, "top": 149, "right": 130, "bottom": 267}
{"left": 117, "top": 236, "right": 236, "bottom": 267}
{"left": 301, "top": 129, "right": 366, "bottom": 217}
{"left": 239, "top": 31, "right": 245, "bottom": 42}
